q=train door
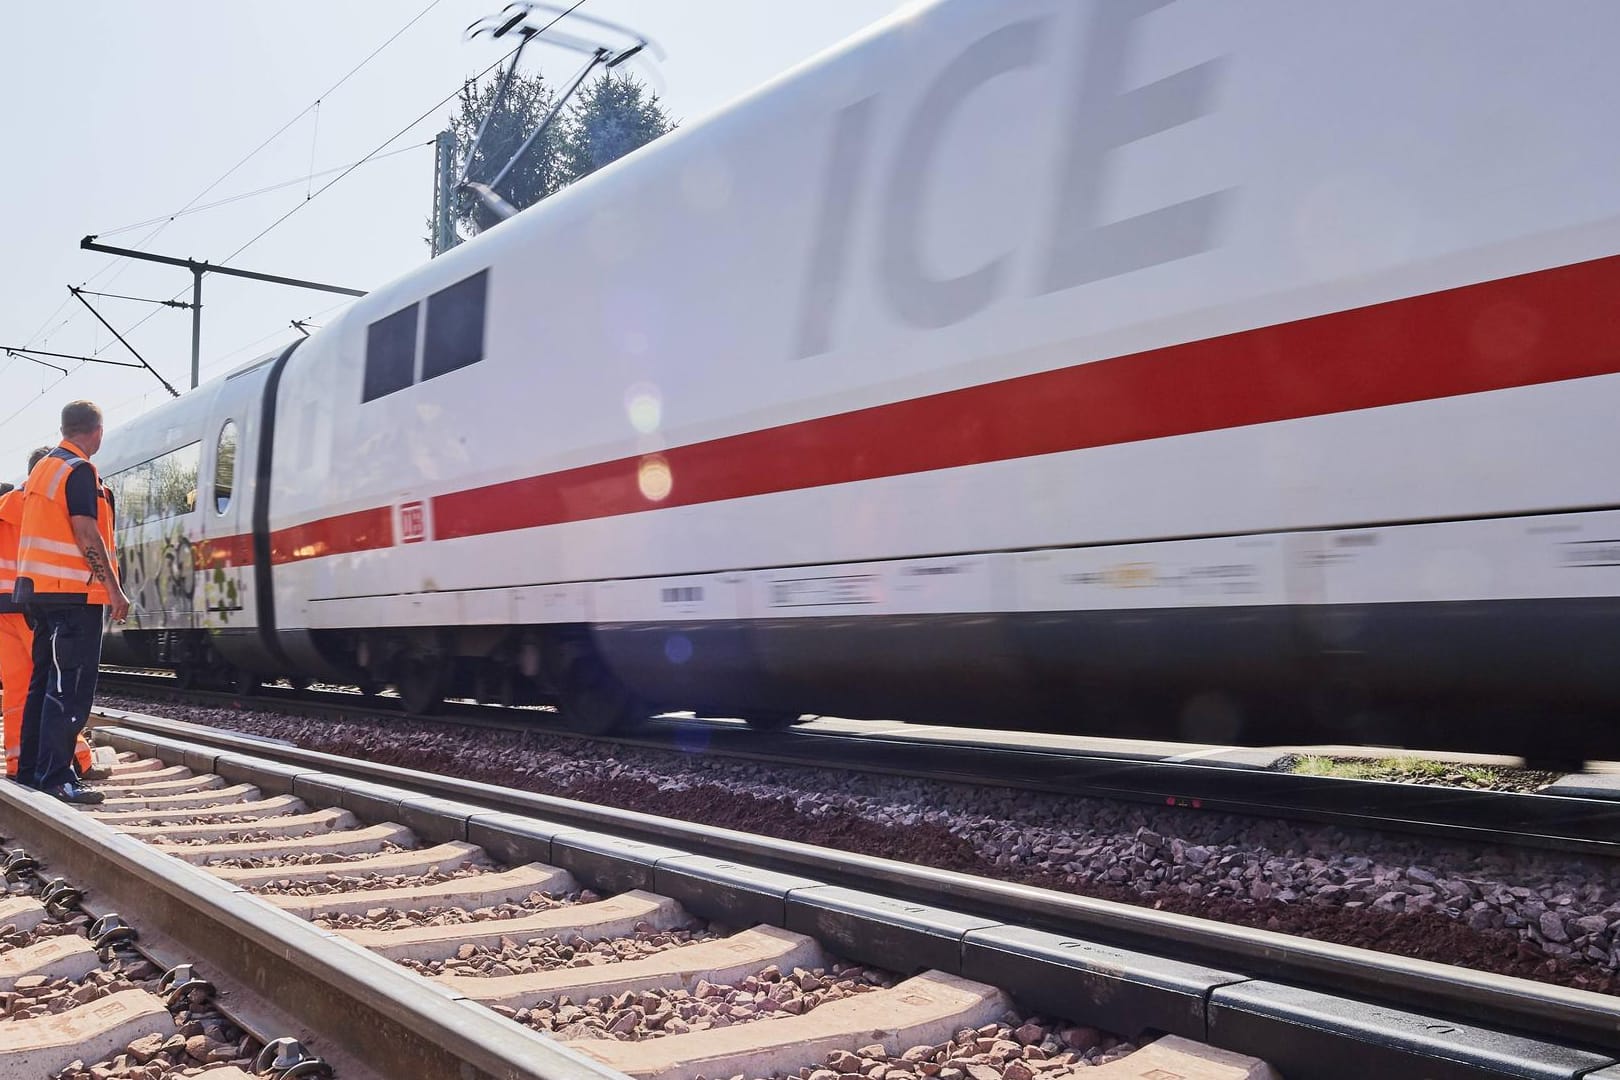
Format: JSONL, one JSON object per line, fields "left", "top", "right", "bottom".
{"left": 197, "top": 369, "right": 264, "bottom": 658}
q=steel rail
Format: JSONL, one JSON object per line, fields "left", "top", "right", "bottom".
{"left": 0, "top": 774, "right": 631, "bottom": 1080}
{"left": 93, "top": 707, "right": 1620, "bottom": 1058}
{"left": 99, "top": 671, "right": 1620, "bottom": 857}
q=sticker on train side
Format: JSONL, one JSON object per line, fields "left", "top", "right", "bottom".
{"left": 397, "top": 500, "right": 429, "bottom": 544}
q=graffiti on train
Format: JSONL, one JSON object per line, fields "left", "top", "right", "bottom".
{"left": 106, "top": 440, "right": 243, "bottom": 629}
{"left": 115, "top": 523, "right": 246, "bottom": 629}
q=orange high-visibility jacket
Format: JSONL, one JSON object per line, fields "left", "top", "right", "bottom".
{"left": 0, "top": 489, "right": 21, "bottom": 613}
{"left": 15, "top": 442, "right": 117, "bottom": 606}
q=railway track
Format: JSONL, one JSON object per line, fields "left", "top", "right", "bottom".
{"left": 18, "top": 707, "right": 1617, "bottom": 1078}
{"left": 0, "top": 770, "right": 617, "bottom": 1079}
{"left": 100, "top": 670, "right": 1620, "bottom": 857}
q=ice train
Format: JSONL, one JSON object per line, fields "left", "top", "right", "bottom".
{"left": 95, "top": 0, "right": 1620, "bottom": 758}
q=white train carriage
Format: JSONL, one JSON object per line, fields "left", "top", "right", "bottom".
{"left": 103, "top": 0, "right": 1620, "bottom": 756}
{"left": 99, "top": 353, "right": 274, "bottom": 686}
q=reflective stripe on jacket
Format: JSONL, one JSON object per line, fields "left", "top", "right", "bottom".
{"left": 15, "top": 442, "right": 117, "bottom": 606}
{"left": 0, "top": 489, "right": 20, "bottom": 613}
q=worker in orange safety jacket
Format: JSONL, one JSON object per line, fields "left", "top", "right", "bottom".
{"left": 0, "top": 472, "right": 22, "bottom": 779}
{"left": 14, "top": 401, "right": 129, "bottom": 804}
{"left": 0, "top": 448, "right": 98, "bottom": 785}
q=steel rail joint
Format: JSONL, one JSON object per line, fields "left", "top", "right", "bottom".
{"left": 0, "top": 778, "right": 630, "bottom": 1080}
{"left": 92, "top": 712, "right": 1620, "bottom": 1054}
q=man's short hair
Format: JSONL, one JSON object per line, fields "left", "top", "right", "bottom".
{"left": 0, "top": 482, "right": 12, "bottom": 497}
{"left": 61, "top": 400, "right": 103, "bottom": 439}
{"left": 27, "top": 446, "right": 51, "bottom": 472}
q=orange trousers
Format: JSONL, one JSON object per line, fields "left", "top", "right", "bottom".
{"left": 0, "top": 612, "right": 30, "bottom": 778}
{"left": 0, "top": 612, "right": 91, "bottom": 779}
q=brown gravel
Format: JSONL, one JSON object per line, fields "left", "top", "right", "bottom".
{"left": 4, "top": 965, "right": 140, "bottom": 1021}
{"left": 203, "top": 842, "right": 416, "bottom": 871}
{"left": 406, "top": 922, "right": 716, "bottom": 978}
{"left": 148, "top": 828, "right": 324, "bottom": 846}
{"left": 249, "top": 860, "right": 497, "bottom": 896}
{"left": 312, "top": 889, "right": 583, "bottom": 931}
{"left": 50, "top": 977, "right": 259, "bottom": 1080}
{"left": 499, "top": 963, "right": 1138, "bottom": 1078}
{"left": 103, "top": 811, "right": 296, "bottom": 827}
{"left": 1, "top": 913, "right": 90, "bottom": 952}
{"left": 3, "top": 880, "right": 263, "bottom": 1080}
{"left": 99, "top": 694, "right": 1620, "bottom": 996}
{"left": 503, "top": 961, "right": 896, "bottom": 1042}
{"left": 789, "top": 1016, "right": 1142, "bottom": 1078}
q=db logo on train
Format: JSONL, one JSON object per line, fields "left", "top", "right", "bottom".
{"left": 398, "top": 501, "right": 428, "bottom": 545}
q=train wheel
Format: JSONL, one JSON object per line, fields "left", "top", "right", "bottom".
{"left": 557, "top": 652, "right": 644, "bottom": 736}
{"left": 396, "top": 661, "right": 446, "bottom": 717}
{"left": 741, "top": 712, "right": 808, "bottom": 732}
{"left": 233, "top": 669, "right": 262, "bottom": 697}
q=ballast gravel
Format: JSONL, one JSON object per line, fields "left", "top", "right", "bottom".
{"left": 249, "top": 861, "right": 496, "bottom": 896}
{"left": 98, "top": 694, "right": 1620, "bottom": 994}
{"left": 50, "top": 968, "right": 259, "bottom": 1080}
{"left": 105, "top": 811, "right": 295, "bottom": 828}
{"left": 503, "top": 961, "right": 1137, "bottom": 1075}
{"left": 312, "top": 889, "right": 583, "bottom": 931}
{"left": 203, "top": 842, "right": 416, "bottom": 871}
{"left": 793, "top": 1016, "right": 1142, "bottom": 1077}
{"left": 407, "top": 923, "right": 717, "bottom": 978}
{"left": 510, "top": 961, "right": 894, "bottom": 1041}
{"left": 4, "top": 963, "right": 138, "bottom": 1021}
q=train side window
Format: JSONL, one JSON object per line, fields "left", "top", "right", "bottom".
{"left": 363, "top": 303, "right": 418, "bottom": 402}
{"left": 149, "top": 442, "right": 201, "bottom": 519}
{"left": 422, "top": 270, "right": 487, "bottom": 382}
{"left": 112, "top": 464, "right": 150, "bottom": 525}
{"left": 214, "top": 421, "right": 237, "bottom": 515}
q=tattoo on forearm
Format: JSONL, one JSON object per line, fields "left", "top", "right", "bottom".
{"left": 84, "top": 548, "right": 112, "bottom": 586}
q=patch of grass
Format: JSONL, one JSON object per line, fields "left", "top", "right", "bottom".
{"left": 1285, "top": 754, "right": 1557, "bottom": 792}
{"left": 1291, "top": 755, "right": 1380, "bottom": 780}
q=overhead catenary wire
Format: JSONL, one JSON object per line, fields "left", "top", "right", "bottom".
{"left": 71, "top": 289, "right": 193, "bottom": 309}
{"left": 219, "top": 0, "right": 595, "bottom": 267}
{"left": 92, "top": 141, "right": 434, "bottom": 239}
{"left": 200, "top": 298, "right": 352, "bottom": 377}
{"left": 2, "top": 0, "right": 592, "bottom": 442}
{"left": 137, "top": 0, "right": 450, "bottom": 245}
{"left": 67, "top": 289, "right": 180, "bottom": 397}
{"left": 66, "top": 0, "right": 595, "bottom": 357}
{"left": 7, "top": 0, "right": 447, "bottom": 361}
{"left": 307, "top": 100, "right": 323, "bottom": 200}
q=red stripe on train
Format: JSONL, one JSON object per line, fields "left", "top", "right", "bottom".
{"left": 250, "top": 252, "right": 1620, "bottom": 563}
{"left": 429, "top": 252, "right": 1620, "bottom": 541}
{"left": 194, "top": 534, "right": 255, "bottom": 569}
{"left": 269, "top": 506, "right": 394, "bottom": 565}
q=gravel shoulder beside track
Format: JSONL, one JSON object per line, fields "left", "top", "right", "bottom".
{"left": 98, "top": 694, "right": 1620, "bottom": 995}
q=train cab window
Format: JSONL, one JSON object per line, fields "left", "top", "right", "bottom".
{"left": 422, "top": 270, "right": 487, "bottom": 381}
{"left": 214, "top": 421, "right": 237, "bottom": 515}
{"left": 363, "top": 303, "right": 418, "bottom": 402}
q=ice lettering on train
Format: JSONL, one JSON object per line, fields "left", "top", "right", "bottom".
{"left": 794, "top": 0, "right": 1229, "bottom": 357}
{"left": 880, "top": 19, "right": 1047, "bottom": 330}
{"left": 1038, "top": 0, "right": 1228, "bottom": 293}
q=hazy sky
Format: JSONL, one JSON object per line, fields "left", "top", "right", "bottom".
{"left": 0, "top": 0, "right": 905, "bottom": 471}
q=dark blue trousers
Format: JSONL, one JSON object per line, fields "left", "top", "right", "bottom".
{"left": 19, "top": 605, "right": 103, "bottom": 790}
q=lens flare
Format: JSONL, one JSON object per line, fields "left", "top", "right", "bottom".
{"left": 637, "top": 454, "right": 673, "bottom": 501}
{"left": 625, "top": 382, "right": 662, "bottom": 433}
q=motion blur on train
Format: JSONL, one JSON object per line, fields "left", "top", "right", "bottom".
{"left": 92, "top": 0, "right": 1620, "bottom": 761}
